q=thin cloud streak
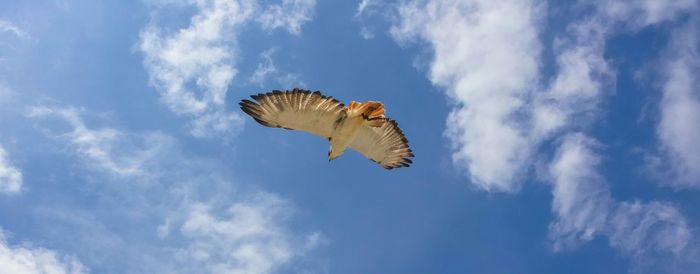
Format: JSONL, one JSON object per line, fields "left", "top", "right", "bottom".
{"left": 0, "top": 20, "right": 29, "bottom": 39}
{"left": 26, "top": 106, "right": 160, "bottom": 177}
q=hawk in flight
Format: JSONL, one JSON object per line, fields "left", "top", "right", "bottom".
{"left": 239, "top": 88, "right": 413, "bottom": 169}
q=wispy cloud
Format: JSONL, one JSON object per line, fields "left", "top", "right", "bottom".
{"left": 26, "top": 106, "right": 163, "bottom": 177}
{"left": 390, "top": 0, "right": 697, "bottom": 193}
{"left": 654, "top": 17, "right": 700, "bottom": 189}
{"left": 0, "top": 228, "right": 86, "bottom": 274}
{"left": 26, "top": 104, "right": 324, "bottom": 273}
{"left": 249, "top": 48, "right": 305, "bottom": 88}
{"left": 139, "top": 0, "right": 316, "bottom": 138}
{"left": 608, "top": 201, "right": 693, "bottom": 260}
{"left": 355, "top": 0, "right": 375, "bottom": 17}
{"left": 549, "top": 134, "right": 697, "bottom": 271}
{"left": 391, "top": 0, "right": 543, "bottom": 192}
{"left": 0, "top": 84, "right": 17, "bottom": 105}
{"left": 532, "top": 0, "right": 698, "bottom": 142}
{"left": 532, "top": 16, "right": 612, "bottom": 140}
{"left": 249, "top": 48, "right": 279, "bottom": 87}
{"left": 510, "top": 2, "right": 698, "bottom": 261}
{"left": 0, "top": 145, "right": 22, "bottom": 194}
{"left": 257, "top": 0, "right": 316, "bottom": 35}
{"left": 354, "top": 0, "right": 385, "bottom": 40}
{"left": 139, "top": 0, "right": 252, "bottom": 138}
{"left": 536, "top": 10, "right": 700, "bottom": 268}
{"left": 598, "top": 0, "right": 696, "bottom": 28}
{"left": 174, "top": 194, "right": 323, "bottom": 274}
{"left": 390, "top": 0, "right": 700, "bottom": 270}
{"left": 0, "top": 20, "right": 29, "bottom": 39}
{"left": 548, "top": 134, "right": 610, "bottom": 250}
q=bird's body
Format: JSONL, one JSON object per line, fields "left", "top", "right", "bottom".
{"left": 239, "top": 88, "right": 413, "bottom": 169}
{"left": 328, "top": 100, "right": 385, "bottom": 160}
{"left": 328, "top": 113, "right": 363, "bottom": 160}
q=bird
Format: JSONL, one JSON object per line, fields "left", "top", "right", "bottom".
{"left": 239, "top": 88, "right": 413, "bottom": 169}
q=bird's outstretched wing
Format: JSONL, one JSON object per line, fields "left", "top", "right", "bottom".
{"left": 349, "top": 119, "right": 414, "bottom": 169}
{"left": 239, "top": 89, "right": 345, "bottom": 138}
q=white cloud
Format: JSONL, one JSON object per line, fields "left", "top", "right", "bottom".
{"left": 0, "top": 228, "right": 86, "bottom": 274}
{"left": 655, "top": 19, "right": 700, "bottom": 189}
{"left": 599, "top": 0, "right": 697, "bottom": 28}
{"left": 139, "top": 0, "right": 316, "bottom": 138}
{"left": 530, "top": 0, "right": 694, "bottom": 155}
{"left": 537, "top": 0, "right": 699, "bottom": 192}
{"left": 354, "top": 0, "right": 391, "bottom": 40}
{"left": 391, "top": 0, "right": 543, "bottom": 192}
{"left": 0, "top": 145, "right": 22, "bottom": 194}
{"left": 248, "top": 48, "right": 305, "bottom": 88}
{"left": 26, "top": 106, "right": 165, "bottom": 177}
{"left": 26, "top": 104, "right": 324, "bottom": 272}
{"left": 548, "top": 134, "right": 610, "bottom": 250}
{"left": 529, "top": 14, "right": 614, "bottom": 145}
{"left": 139, "top": 0, "right": 252, "bottom": 138}
{"left": 358, "top": 26, "right": 374, "bottom": 40}
{"left": 275, "top": 73, "right": 304, "bottom": 88}
{"left": 257, "top": 0, "right": 316, "bottom": 35}
{"left": 0, "top": 20, "right": 29, "bottom": 39}
{"left": 0, "top": 84, "right": 17, "bottom": 105}
{"left": 608, "top": 201, "right": 691, "bottom": 257}
{"left": 173, "top": 193, "right": 322, "bottom": 274}
{"left": 549, "top": 134, "right": 694, "bottom": 266}
{"left": 249, "top": 48, "right": 279, "bottom": 87}
{"left": 390, "top": 0, "right": 697, "bottom": 194}
{"left": 528, "top": 2, "right": 699, "bottom": 267}
{"left": 534, "top": 2, "right": 700, "bottom": 192}
{"left": 355, "top": 0, "right": 374, "bottom": 18}
{"left": 390, "top": 0, "right": 700, "bottom": 269}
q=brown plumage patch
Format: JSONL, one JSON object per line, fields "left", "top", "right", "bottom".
{"left": 349, "top": 100, "right": 386, "bottom": 127}
{"left": 363, "top": 101, "right": 385, "bottom": 119}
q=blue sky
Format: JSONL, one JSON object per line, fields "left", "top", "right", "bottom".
{"left": 1, "top": 0, "right": 699, "bottom": 273}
